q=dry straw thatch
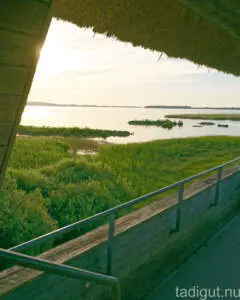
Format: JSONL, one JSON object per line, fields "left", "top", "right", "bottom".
{"left": 54, "top": 0, "right": 240, "bottom": 76}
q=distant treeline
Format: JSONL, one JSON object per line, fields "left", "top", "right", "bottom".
{"left": 145, "top": 106, "right": 240, "bottom": 110}
{"left": 27, "top": 102, "right": 240, "bottom": 110}
{"left": 27, "top": 102, "right": 141, "bottom": 108}
{"left": 18, "top": 125, "right": 131, "bottom": 138}
{"left": 165, "top": 114, "right": 240, "bottom": 121}
{"left": 145, "top": 105, "right": 191, "bottom": 109}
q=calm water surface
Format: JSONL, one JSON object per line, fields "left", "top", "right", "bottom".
{"left": 21, "top": 106, "right": 240, "bottom": 143}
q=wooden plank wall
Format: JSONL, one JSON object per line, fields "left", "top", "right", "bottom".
{"left": 0, "top": 0, "right": 53, "bottom": 183}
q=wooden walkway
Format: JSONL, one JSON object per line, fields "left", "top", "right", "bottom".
{"left": 145, "top": 214, "right": 240, "bottom": 300}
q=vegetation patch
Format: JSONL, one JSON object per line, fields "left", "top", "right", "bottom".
{"left": 128, "top": 119, "right": 183, "bottom": 129}
{"left": 18, "top": 125, "right": 131, "bottom": 138}
{"left": 199, "top": 122, "right": 215, "bottom": 126}
{"left": 165, "top": 114, "right": 240, "bottom": 121}
{"left": 218, "top": 124, "right": 229, "bottom": 128}
{"left": 1, "top": 136, "right": 239, "bottom": 252}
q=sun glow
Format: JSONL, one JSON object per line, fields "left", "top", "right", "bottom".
{"left": 23, "top": 106, "right": 53, "bottom": 124}
{"left": 35, "top": 19, "right": 92, "bottom": 78}
{"left": 28, "top": 18, "right": 240, "bottom": 107}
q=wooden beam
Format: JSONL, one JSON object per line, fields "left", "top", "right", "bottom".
{"left": 0, "top": 29, "right": 39, "bottom": 67}
{"left": 0, "top": 66, "right": 28, "bottom": 95}
{"left": 0, "top": 0, "right": 53, "bottom": 185}
{"left": 0, "top": 146, "right": 7, "bottom": 165}
{"left": 0, "top": 0, "right": 49, "bottom": 36}
{"left": 0, "top": 123, "right": 14, "bottom": 146}
{"left": 0, "top": 146, "right": 6, "bottom": 155}
{"left": 0, "top": 95, "right": 21, "bottom": 110}
{"left": 0, "top": 110, "right": 18, "bottom": 122}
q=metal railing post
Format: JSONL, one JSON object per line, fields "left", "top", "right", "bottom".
{"left": 114, "top": 281, "right": 122, "bottom": 300}
{"left": 213, "top": 167, "right": 222, "bottom": 206}
{"left": 175, "top": 183, "right": 184, "bottom": 232}
{"left": 107, "top": 213, "right": 115, "bottom": 275}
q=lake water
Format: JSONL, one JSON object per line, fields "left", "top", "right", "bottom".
{"left": 21, "top": 106, "right": 240, "bottom": 144}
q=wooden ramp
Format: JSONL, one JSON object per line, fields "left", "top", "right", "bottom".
{"left": 145, "top": 214, "right": 240, "bottom": 300}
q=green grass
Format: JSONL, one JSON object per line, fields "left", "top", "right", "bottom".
{"left": 199, "top": 121, "right": 215, "bottom": 126}
{"left": 165, "top": 114, "right": 240, "bottom": 121}
{"left": 128, "top": 119, "right": 183, "bottom": 129}
{"left": 218, "top": 124, "right": 229, "bottom": 128}
{"left": 18, "top": 125, "right": 131, "bottom": 138}
{"left": 96, "top": 136, "right": 240, "bottom": 196}
{"left": 1, "top": 135, "right": 239, "bottom": 251}
{"left": 9, "top": 137, "right": 70, "bottom": 169}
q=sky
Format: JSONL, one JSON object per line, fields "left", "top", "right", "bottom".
{"left": 28, "top": 19, "right": 240, "bottom": 107}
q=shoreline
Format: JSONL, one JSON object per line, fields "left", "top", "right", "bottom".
{"left": 165, "top": 113, "right": 240, "bottom": 121}
{"left": 26, "top": 102, "right": 240, "bottom": 111}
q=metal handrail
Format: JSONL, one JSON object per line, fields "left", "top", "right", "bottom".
{"left": 1, "top": 159, "right": 239, "bottom": 299}
{"left": 10, "top": 156, "right": 240, "bottom": 254}
{"left": 0, "top": 248, "right": 121, "bottom": 300}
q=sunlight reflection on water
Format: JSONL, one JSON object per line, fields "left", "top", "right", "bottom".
{"left": 21, "top": 106, "right": 240, "bottom": 144}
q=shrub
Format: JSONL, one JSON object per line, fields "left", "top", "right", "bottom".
{"left": 0, "top": 176, "right": 57, "bottom": 251}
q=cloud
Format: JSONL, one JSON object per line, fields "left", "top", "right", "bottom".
{"left": 59, "top": 68, "right": 113, "bottom": 76}
{"left": 31, "top": 19, "right": 240, "bottom": 107}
